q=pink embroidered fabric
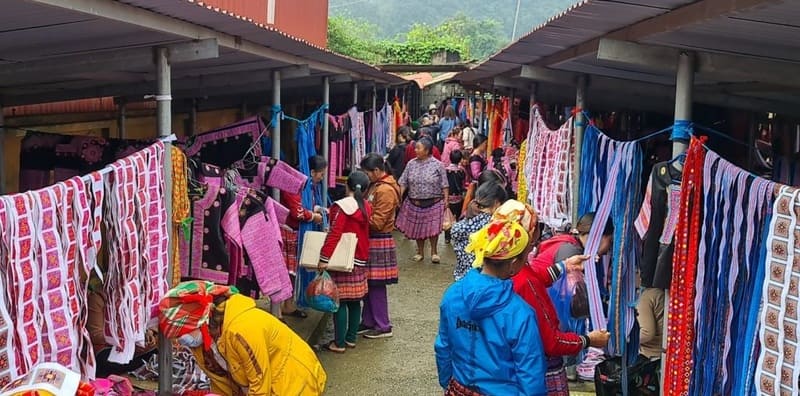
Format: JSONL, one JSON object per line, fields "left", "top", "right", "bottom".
{"left": 523, "top": 105, "right": 574, "bottom": 228}
{"left": 103, "top": 142, "right": 169, "bottom": 364}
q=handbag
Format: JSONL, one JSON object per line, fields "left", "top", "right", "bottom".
{"left": 299, "top": 231, "right": 357, "bottom": 272}
{"left": 442, "top": 208, "right": 456, "bottom": 231}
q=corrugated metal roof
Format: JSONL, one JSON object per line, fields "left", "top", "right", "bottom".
{"left": 457, "top": 0, "right": 696, "bottom": 83}
{"left": 117, "top": 0, "right": 404, "bottom": 83}
{"left": 0, "top": 0, "right": 404, "bottom": 107}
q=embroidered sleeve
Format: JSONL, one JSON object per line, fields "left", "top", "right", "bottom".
{"left": 516, "top": 279, "right": 584, "bottom": 357}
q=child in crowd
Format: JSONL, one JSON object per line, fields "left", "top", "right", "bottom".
{"left": 444, "top": 150, "right": 467, "bottom": 244}
{"left": 320, "top": 171, "right": 373, "bottom": 353}
{"left": 441, "top": 127, "right": 463, "bottom": 169}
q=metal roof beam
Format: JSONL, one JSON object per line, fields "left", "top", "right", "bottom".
{"left": 516, "top": 66, "right": 800, "bottom": 116}
{"left": 597, "top": 39, "right": 800, "bottom": 89}
{"left": 0, "top": 39, "right": 219, "bottom": 87}
{"left": 27, "top": 0, "right": 385, "bottom": 83}
{"left": 5, "top": 67, "right": 316, "bottom": 106}
{"left": 518, "top": 66, "right": 578, "bottom": 86}
{"left": 532, "top": 0, "right": 774, "bottom": 67}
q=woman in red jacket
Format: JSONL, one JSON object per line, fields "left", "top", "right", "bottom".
{"left": 512, "top": 213, "right": 612, "bottom": 395}
{"left": 319, "top": 171, "right": 373, "bottom": 353}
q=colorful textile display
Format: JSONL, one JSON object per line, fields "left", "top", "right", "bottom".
{"left": 130, "top": 344, "right": 211, "bottom": 394}
{"left": 516, "top": 140, "right": 528, "bottom": 202}
{"left": 0, "top": 362, "right": 82, "bottom": 396}
{"left": 294, "top": 106, "right": 328, "bottom": 308}
{"left": 184, "top": 117, "right": 264, "bottom": 169}
{"left": 579, "top": 126, "right": 642, "bottom": 361}
{"left": 689, "top": 151, "right": 774, "bottom": 395}
{"left": 0, "top": 172, "right": 104, "bottom": 378}
{"left": 756, "top": 185, "right": 800, "bottom": 396}
{"left": 17, "top": 132, "right": 152, "bottom": 192}
{"left": 523, "top": 105, "right": 574, "bottom": 229}
{"left": 103, "top": 142, "right": 169, "bottom": 364}
{"left": 171, "top": 146, "right": 190, "bottom": 286}
{"left": 348, "top": 107, "right": 367, "bottom": 169}
{"left": 664, "top": 137, "right": 706, "bottom": 396}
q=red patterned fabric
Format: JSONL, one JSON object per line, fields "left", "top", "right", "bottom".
{"left": 103, "top": 142, "right": 169, "bottom": 365}
{"left": 664, "top": 136, "right": 706, "bottom": 396}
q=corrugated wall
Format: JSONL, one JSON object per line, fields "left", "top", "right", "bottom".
{"left": 198, "top": 0, "right": 269, "bottom": 24}
{"left": 274, "top": 0, "right": 328, "bottom": 48}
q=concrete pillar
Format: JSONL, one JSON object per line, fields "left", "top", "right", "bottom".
{"left": 155, "top": 47, "right": 173, "bottom": 396}
{"left": 116, "top": 98, "right": 127, "bottom": 139}
{"left": 189, "top": 99, "right": 198, "bottom": 137}
{"left": 672, "top": 51, "right": 695, "bottom": 160}
{"left": 661, "top": 50, "right": 695, "bottom": 395}
{"left": 272, "top": 70, "right": 282, "bottom": 200}
{"left": 322, "top": 76, "right": 330, "bottom": 201}
{"left": 573, "top": 74, "right": 588, "bottom": 225}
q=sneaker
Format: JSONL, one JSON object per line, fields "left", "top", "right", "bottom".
{"left": 363, "top": 329, "right": 393, "bottom": 339}
{"left": 356, "top": 325, "right": 372, "bottom": 335}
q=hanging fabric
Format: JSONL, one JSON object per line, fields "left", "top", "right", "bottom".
{"left": 686, "top": 150, "right": 775, "bottom": 395}
{"left": 294, "top": 106, "right": 328, "bottom": 308}
{"left": 184, "top": 117, "right": 265, "bottom": 169}
{"left": 663, "top": 136, "right": 706, "bottom": 396}
{"left": 103, "top": 141, "right": 169, "bottom": 364}
{"left": 348, "top": 106, "right": 367, "bottom": 169}
{"left": 523, "top": 105, "right": 574, "bottom": 229}
{"left": 755, "top": 185, "right": 800, "bottom": 396}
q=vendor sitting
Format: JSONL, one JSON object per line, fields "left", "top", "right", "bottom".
{"left": 87, "top": 275, "right": 158, "bottom": 377}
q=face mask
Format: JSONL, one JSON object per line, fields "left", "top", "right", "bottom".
{"left": 178, "top": 332, "right": 203, "bottom": 348}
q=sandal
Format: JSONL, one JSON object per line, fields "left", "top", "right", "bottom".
{"left": 431, "top": 254, "right": 441, "bottom": 264}
{"left": 412, "top": 254, "right": 424, "bottom": 262}
{"left": 345, "top": 341, "right": 356, "bottom": 348}
{"left": 283, "top": 309, "right": 308, "bottom": 319}
{"left": 326, "top": 342, "right": 346, "bottom": 353}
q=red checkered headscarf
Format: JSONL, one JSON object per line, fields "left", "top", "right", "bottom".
{"left": 158, "top": 281, "right": 238, "bottom": 350}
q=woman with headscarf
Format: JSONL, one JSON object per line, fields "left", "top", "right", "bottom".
{"left": 279, "top": 155, "right": 328, "bottom": 319}
{"left": 451, "top": 182, "right": 507, "bottom": 281}
{"left": 435, "top": 200, "right": 546, "bottom": 396}
{"left": 397, "top": 137, "right": 449, "bottom": 263}
{"left": 512, "top": 213, "right": 613, "bottom": 395}
{"left": 358, "top": 154, "right": 402, "bottom": 339}
{"left": 159, "top": 281, "right": 327, "bottom": 395}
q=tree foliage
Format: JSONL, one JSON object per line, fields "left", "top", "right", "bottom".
{"left": 328, "top": 12, "right": 506, "bottom": 64}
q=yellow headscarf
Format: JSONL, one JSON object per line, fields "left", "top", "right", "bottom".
{"left": 492, "top": 199, "right": 538, "bottom": 234}
{"left": 466, "top": 219, "right": 530, "bottom": 268}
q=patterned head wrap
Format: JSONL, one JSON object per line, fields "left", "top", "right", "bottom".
{"left": 492, "top": 199, "right": 538, "bottom": 235}
{"left": 159, "top": 281, "right": 238, "bottom": 350}
{"left": 466, "top": 219, "right": 530, "bottom": 268}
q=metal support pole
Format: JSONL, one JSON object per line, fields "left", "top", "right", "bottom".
{"left": 0, "top": 103, "right": 5, "bottom": 195}
{"left": 661, "top": 50, "right": 695, "bottom": 396}
{"left": 673, "top": 51, "right": 695, "bottom": 160}
{"left": 155, "top": 46, "right": 174, "bottom": 396}
{"left": 189, "top": 98, "right": 198, "bottom": 137}
{"left": 117, "top": 98, "right": 127, "bottom": 139}
{"left": 573, "top": 74, "right": 588, "bottom": 225}
{"left": 372, "top": 84, "right": 378, "bottom": 152}
{"left": 272, "top": 70, "right": 281, "bottom": 199}
{"left": 353, "top": 83, "right": 359, "bottom": 107}
{"left": 322, "top": 76, "right": 330, "bottom": 201}
{"left": 384, "top": 87, "right": 389, "bottom": 107}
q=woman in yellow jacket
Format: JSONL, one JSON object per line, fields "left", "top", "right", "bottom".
{"left": 159, "top": 281, "right": 327, "bottom": 395}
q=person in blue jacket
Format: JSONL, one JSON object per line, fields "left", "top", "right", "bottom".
{"left": 435, "top": 203, "right": 547, "bottom": 396}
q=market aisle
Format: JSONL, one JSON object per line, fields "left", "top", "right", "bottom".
{"left": 316, "top": 233, "right": 597, "bottom": 396}
{"left": 318, "top": 234, "right": 452, "bottom": 395}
